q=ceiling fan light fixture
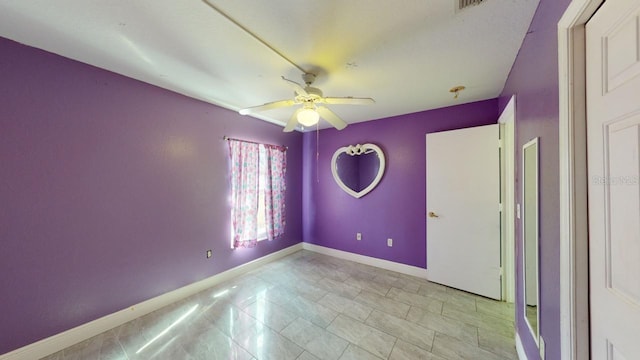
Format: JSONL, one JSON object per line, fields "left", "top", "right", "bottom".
{"left": 297, "top": 108, "right": 319, "bottom": 126}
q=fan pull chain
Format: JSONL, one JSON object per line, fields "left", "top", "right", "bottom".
{"left": 316, "top": 122, "right": 320, "bottom": 183}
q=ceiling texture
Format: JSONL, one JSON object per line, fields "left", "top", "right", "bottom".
{"left": 0, "top": 0, "right": 540, "bottom": 131}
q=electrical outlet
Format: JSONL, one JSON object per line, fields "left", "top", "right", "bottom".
{"left": 387, "top": 238, "right": 393, "bottom": 247}
{"left": 206, "top": 250, "right": 212, "bottom": 259}
{"left": 356, "top": 232, "right": 362, "bottom": 241}
{"left": 539, "top": 335, "right": 545, "bottom": 360}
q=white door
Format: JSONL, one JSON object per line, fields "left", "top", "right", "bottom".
{"left": 587, "top": 1, "right": 640, "bottom": 358}
{"left": 426, "top": 124, "right": 501, "bottom": 300}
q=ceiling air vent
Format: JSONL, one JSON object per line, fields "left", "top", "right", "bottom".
{"left": 458, "top": 0, "right": 485, "bottom": 10}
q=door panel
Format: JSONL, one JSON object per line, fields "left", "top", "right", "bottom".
{"left": 606, "top": 120, "right": 640, "bottom": 303}
{"left": 587, "top": 1, "right": 640, "bottom": 358}
{"left": 426, "top": 124, "right": 501, "bottom": 300}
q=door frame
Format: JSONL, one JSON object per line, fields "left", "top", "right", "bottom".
{"left": 499, "top": 96, "right": 516, "bottom": 303}
{"left": 558, "top": 1, "right": 603, "bottom": 359}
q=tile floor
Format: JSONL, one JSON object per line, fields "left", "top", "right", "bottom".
{"left": 42, "top": 250, "right": 517, "bottom": 360}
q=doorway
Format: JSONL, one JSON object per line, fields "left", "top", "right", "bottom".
{"left": 499, "top": 96, "right": 516, "bottom": 303}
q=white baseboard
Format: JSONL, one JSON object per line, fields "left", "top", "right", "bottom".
{"left": 0, "top": 243, "right": 304, "bottom": 360}
{"left": 302, "top": 243, "right": 429, "bottom": 279}
{"left": 516, "top": 331, "right": 528, "bottom": 360}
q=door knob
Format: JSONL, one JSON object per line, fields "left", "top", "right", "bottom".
{"left": 428, "top": 211, "right": 439, "bottom": 218}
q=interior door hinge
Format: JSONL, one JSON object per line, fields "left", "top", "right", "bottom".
{"left": 498, "top": 203, "right": 503, "bottom": 212}
{"left": 498, "top": 139, "right": 503, "bottom": 148}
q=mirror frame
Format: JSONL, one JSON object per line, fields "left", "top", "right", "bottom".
{"left": 331, "top": 143, "right": 385, "bottom": 198}
{"left": 522, "top": 137, "right": 540, "bottom": 345}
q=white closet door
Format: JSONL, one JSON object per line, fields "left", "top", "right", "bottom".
{"left": 587, "top": 0, "right": 640, "bottom": 358}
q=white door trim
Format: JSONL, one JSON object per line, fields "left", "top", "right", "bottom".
{"left": 498, "top": 96, "right": 516, "bottom": 303}
{"left": 558, "top": 1, "right": 603, "bottom": 359}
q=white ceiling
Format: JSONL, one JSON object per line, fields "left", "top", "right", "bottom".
{"left": 0, "top": 0, "right": 539, "bottom": 131}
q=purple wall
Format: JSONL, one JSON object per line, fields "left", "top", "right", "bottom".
{"left": 499, "top": 0, "right": 571, "bottom": 359}
{"left": 0, "top": 37, "right": 303, "bottom": 354}
{"left": 303, "top": 100, "right": 498, "bottom": 267}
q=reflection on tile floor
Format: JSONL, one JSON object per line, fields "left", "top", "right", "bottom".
{"left": 42, "top": 250, "right": 517, "bottom": 360}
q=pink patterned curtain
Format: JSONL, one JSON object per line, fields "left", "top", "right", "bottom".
{"left": 228, "top": 139, "right": 287, "bottom": 248}
{"left": 228, "top": 140, "right": 260, "bottom": 248}
{"left": 264, "top": 144, "right": 287, "bottom": 240}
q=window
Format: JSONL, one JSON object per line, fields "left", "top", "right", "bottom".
{"left": 256, "top": 145, "right": 268, "bottom": 240}
{"left": 227, "top": 139, "right": 286, "bottom": 249}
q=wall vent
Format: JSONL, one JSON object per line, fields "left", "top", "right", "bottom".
{"left": 458, "top": 0, "right": 486, "bottom": 10}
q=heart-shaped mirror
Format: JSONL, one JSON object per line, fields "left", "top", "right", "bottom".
{"left": 331, "top": 143, "right": 385, "bottom": 198}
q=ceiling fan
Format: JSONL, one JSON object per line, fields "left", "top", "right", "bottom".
{"left": 239, "top": 73, "right": 375, "bottom": 132}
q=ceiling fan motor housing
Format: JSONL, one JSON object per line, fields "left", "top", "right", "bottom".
{"left": 301, "top": 86, "right": 323, "bottom": 100}
{"left": 302, "top": 73, "right": 316, "bottom": 85}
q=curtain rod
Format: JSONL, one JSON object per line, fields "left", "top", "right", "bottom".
{"left": 223, "top": 136, "right": 288, "bottom": 149}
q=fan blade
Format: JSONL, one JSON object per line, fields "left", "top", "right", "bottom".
{"left": 321, "top": 97, "right": 375, "bottom": 105}
{"left": 239, "top": 99, "right": 296, "bottom": 115}
{"left": 283, "top": 109, "right": 301, "bottom": 132}
{"left": 281, "top": 76, "right": 308, "bottom": 96}
{"left": 316, "top": 106, "right": 347, "bottom": 130}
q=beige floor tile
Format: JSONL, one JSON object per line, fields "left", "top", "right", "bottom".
{"left": 252, "top": 285, "right": 299, "bottom": 308}
{"left": 478, "top": 327, "right": 518, "bottom": 359}
{"left": 297, "top": 351, "right": 322, "bottom": 360}
{"left": 343, "top": 267, "right": 378, "bottom": 281}
{"left": 339, "top": 344, "right": 384, "bottom": 360}
{"left": 309, "top": 264, "right": 351, "bottom": 283}
{"left": 317, "top": 293, "right": 373, "bottom": 322}
{"left": 418, "top": 280, "right": 449, "bottom": 293}
{"left": 316, "top": 277, "right": 362, "bottom": 299}
{"left": 282, "top": 281, "right": 328, "bottom": 302}
{"left": 326, "top": 314, "right": 396, "bottom": 359}
{"left": 476, "top": 298, "right": 516, "bottom": 321}
{"left": 365, "top": 310, "right": 435, "bottom": 352}
{"left": 416, "top": 287, "right": 451, "bottom": 304}
{"left": 354, "top": 290, "right": 410, "bottom": 318}
{"left": 371, "top": 273, "right": 405, "bottom": 288}
{"left": 181, "top": 325, "right": 254, "bottom": 360}
{"left": 343, "top": 276, "right": 391, "bottom": 297}
{"left": 442, "top": 303, "right": 515, "bottom": 338}
{"left": 444, "top": 292, "right": 478, "bottom": 312}
{"left": 389, "top": 339, "right": 447, "bottom": 360}
{"left": 432, "top": 333, "right": 509, "bottom": 360}
{"left": 208, "top": 305, "right": 259, "bottom": 338}
{"left": 58, "top": 332, "right": 124, "bottom": 360}
{"left": 281, "top": 318, "right": 349, "bottom": 360}
{"left": 236, "top": 325, "right": 303, "bottom": 360}
{"left": 406, "top": 306, "right": 479, "bottom": 346}
{"left": 243, "top": 298, "right": 298, "bottom": 332}
{"left": 387, "top": 287, "right": 444, "bottom": 313}
{"left": 284, "top": 295, "right": 338, "bottom": 328}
